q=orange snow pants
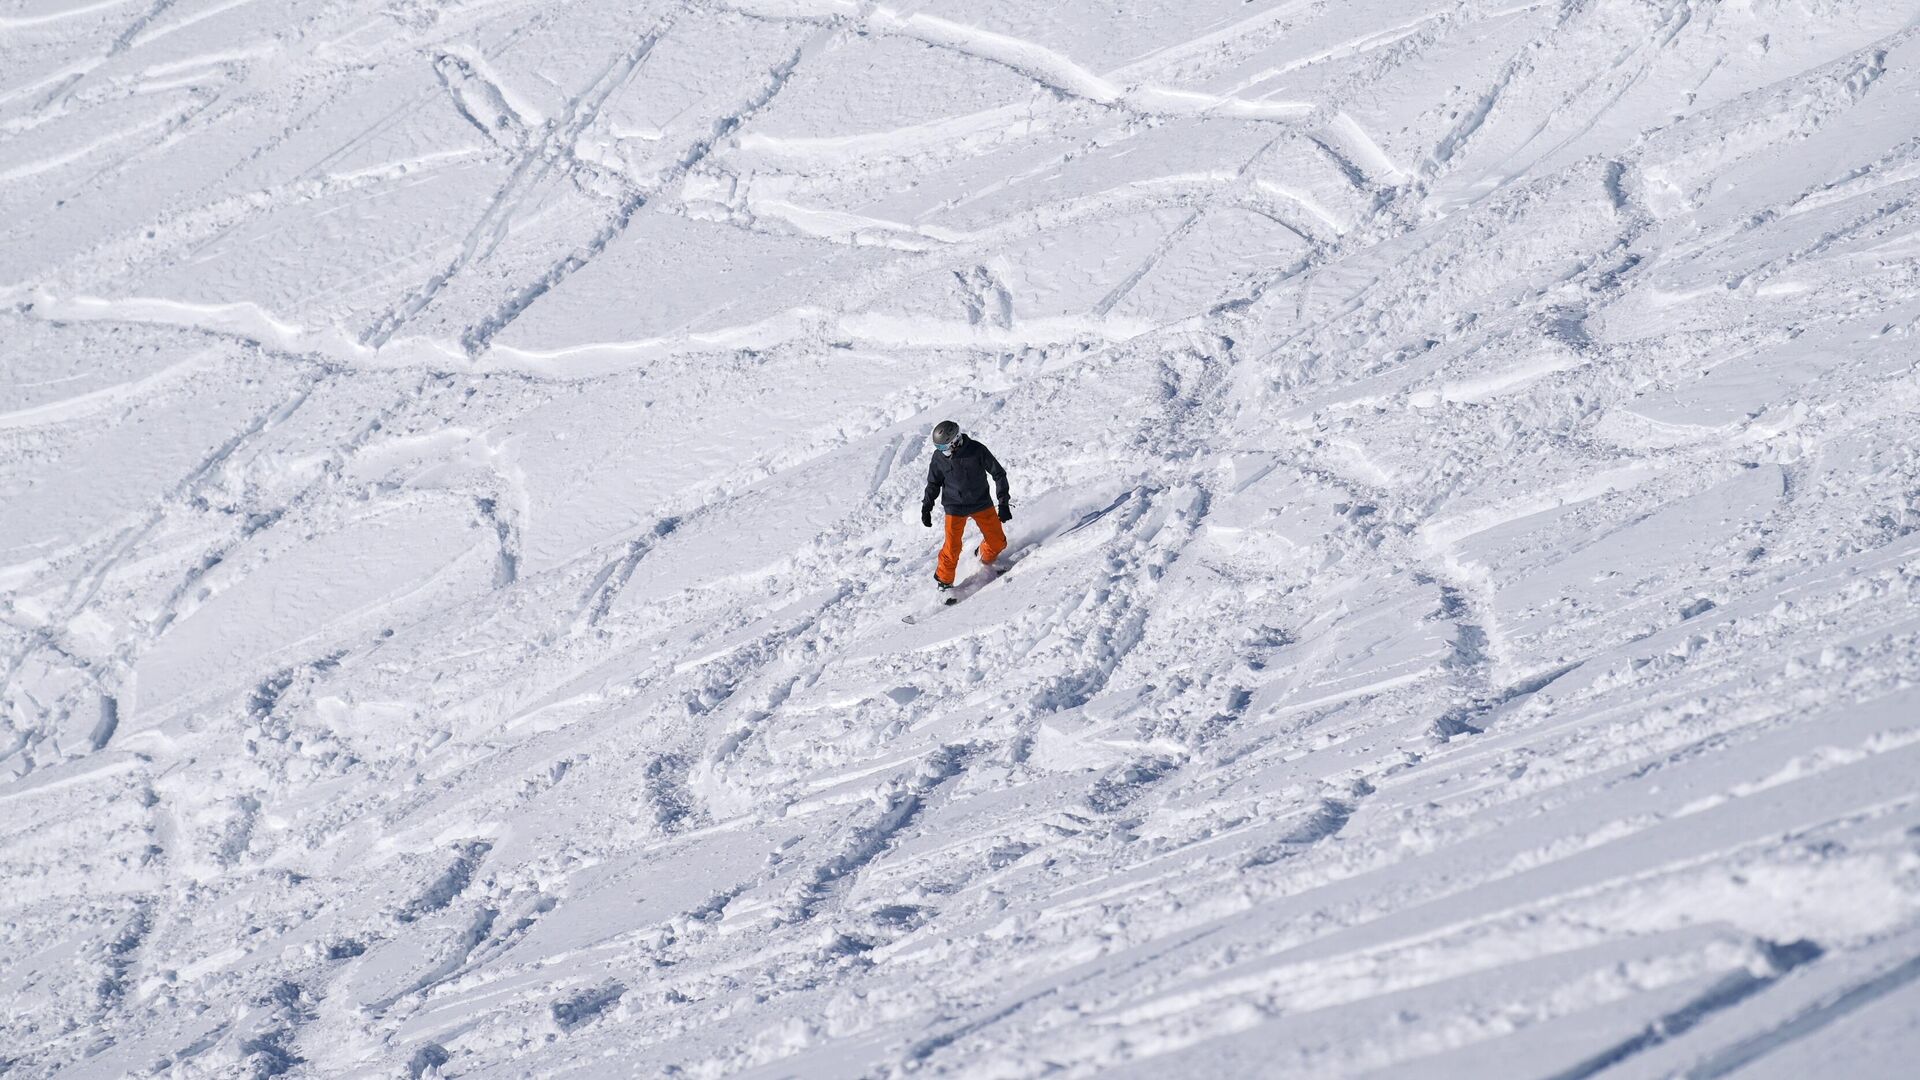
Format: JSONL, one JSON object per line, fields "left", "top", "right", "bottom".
{"left": 937, "top": 507, "right": 1007, "bottom": 585}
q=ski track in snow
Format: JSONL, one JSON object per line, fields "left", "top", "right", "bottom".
{"left": 4, "top": 1, "right": 1920, "bottom": 1077}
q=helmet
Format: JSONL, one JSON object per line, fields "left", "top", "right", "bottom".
{"left": 930, "top": 420, "right": 960, "bottom": 445}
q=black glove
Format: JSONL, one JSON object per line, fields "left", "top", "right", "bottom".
{"left": 997, "top": 501, "right": 1012, "bottom": 522}
{"left": 921, "top": 506, "right": 934, "bottom": 528}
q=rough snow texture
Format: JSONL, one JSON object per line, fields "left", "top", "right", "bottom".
{"left": 4, "top": 1, "right": 1920, "bottom": 1077}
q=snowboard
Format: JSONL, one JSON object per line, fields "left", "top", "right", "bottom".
{"left": 902, "top": 558, "right": 1014, "bottom": 624}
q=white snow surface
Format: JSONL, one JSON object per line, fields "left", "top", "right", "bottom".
{"left": 4, "top": 0, "right": 1920, "bottom": 1076}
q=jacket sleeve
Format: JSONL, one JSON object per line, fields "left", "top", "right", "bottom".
{"left": 983, "top": 445, "right": 1010, "bottom": 504}
{"left": 922, "top": 457, "right": 942, "bottom": 513}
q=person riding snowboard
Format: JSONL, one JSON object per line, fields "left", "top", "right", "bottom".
{"left": 921, "top": 419, "right": 1011, "bottom": 592}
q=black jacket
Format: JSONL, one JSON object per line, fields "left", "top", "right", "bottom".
{"left": 923, "top": 436, "right": 1009, "bottom": 517}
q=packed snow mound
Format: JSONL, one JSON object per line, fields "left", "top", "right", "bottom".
{"left": 4, "top": 1, "right": 1920, "bottom": 1076}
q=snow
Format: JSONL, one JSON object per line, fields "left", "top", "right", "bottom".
{"left": 3, "top": 0, "right": 1920, "bottom": 1076}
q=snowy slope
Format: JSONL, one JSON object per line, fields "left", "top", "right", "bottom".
{"left": 4, "top": 0, "right": 1920, "bottom": 1076}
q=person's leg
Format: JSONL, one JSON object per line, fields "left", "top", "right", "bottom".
{"left": 972, "top": 506, "right": 1007, "bottom": 565}
{"left": 937, "top": 512, "right": 968, "bottom": 584}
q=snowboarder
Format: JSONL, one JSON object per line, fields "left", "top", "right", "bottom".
{"left": 920, "top": 419, "right": 1012, "bottom": 592}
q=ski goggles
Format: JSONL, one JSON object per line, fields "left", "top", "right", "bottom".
{"left": 934, "top": 440, "right": 953, "bottom": 452}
